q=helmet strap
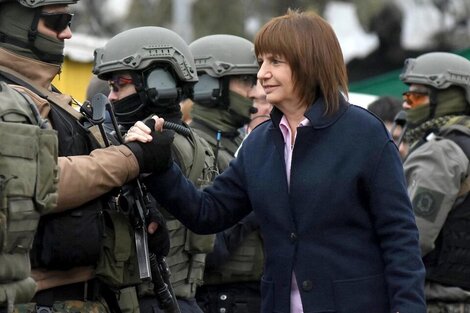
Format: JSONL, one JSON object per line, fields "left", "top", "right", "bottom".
{"left": 182, "top": 82, "right": 194, "bottom": 101}
{"left": 428, "top": 88, "right": 438, "bottom": 121}
{"left": 128, "top": 71, "right": 149, "bottom": 108}
{"left": 220, "top": 76, "right": 230, "bottom": 109}
{"left": 28, "top": 8, "right": 41, "bottom": 42}
{"left": 130, "top": 71, "right": 144, "bottom": 92}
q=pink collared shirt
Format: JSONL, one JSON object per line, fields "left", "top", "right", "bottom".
{"left": 279, "top": 115, "right": 310, "bottom": 313}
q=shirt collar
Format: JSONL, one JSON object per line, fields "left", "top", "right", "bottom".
{"left": 279, "top": 115, "right": 310, "bottom": 130}
{"left": 271, "top": 93, "right": 349, "bottom": 130}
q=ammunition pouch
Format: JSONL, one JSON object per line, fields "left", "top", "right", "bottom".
{"left": 0, "top": 108, "right": 58, "bottom": 255}
{"left": 0, "top": 278, "right": 37, "bottom": 310}
{"left": 203, "top": 230, "right": 264, "bottom": 285}
{"left": 95, "top": 210, "right": 141, "bottom": 288}
{"left": 186, "top": 230, "right": 215, "bottom": 254}
{"left": 31, "top": 201, "right": 104, "bottom": 269}
{"left": 165, "top": 219, "right": 214, "bottom": 299}
{"left": 0, "top": 253, "right": 30, "bottom": 282}
{"left": 0, "top": 82, "right": 58, "bottom": 310}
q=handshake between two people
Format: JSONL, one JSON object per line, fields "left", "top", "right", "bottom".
{"left": 124, "top": 116, "right": 175, "bottom": 175}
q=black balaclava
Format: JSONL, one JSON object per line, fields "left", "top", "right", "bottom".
{"left": 112, "top": 72, "right": 183, "bottom": 131}
{"left": 0, "top": 2, "right": 65, "bottom": 64}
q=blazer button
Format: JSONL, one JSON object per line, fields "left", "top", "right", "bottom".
{"left": 302, "top": 280, "right": 313, "bottom": 291}
{"left": 290, "top": 232, "right": 297, "bottom": 242}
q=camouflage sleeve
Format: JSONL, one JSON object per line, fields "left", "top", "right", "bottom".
{"left": 55, "top": 145, "right": 139, "bottom": 212}
{"left": 404, "top": 138, "right": 469, "bottom": 256}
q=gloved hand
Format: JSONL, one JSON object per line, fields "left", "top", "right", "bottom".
{"left": 146, "top": 195, "right": 170, "bottom": 257}
{"left": 125, "top": 119, "right": 174, "bottom": 174}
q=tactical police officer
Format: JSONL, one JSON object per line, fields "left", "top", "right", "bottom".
{"left": 188, "top": 34, "right": 264, "bottom": 313}
{"left": 93, "top": 26, "right": 217, "bottom": 313}
{"left": 0, "top": 1, "right": 168, "bottom": 312}
{"left": 400, "top": 52, "right": 470, "bottom": 313}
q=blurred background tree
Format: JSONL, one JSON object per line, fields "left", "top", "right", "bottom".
{"left": 62, "top": 0, "right": 470, "bottom": 103}
{"left": 72, "top": 0, "right": 470, "bottom": 52}
{"left": 73, "top": 0, "right": 371, "bottom": 41}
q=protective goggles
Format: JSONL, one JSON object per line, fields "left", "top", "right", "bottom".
{"left": 402, "top": 90, "right": 429, "bottom": 108}
{"left": 108, "top": 76, "right": 134, "bottom": 92}
{"left": 41, "top": 12, "right": 74, "bottom": 33}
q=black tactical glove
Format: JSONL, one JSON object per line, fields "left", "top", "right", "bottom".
{"left": 146, "top": 199, "right": 170, "bottom": 257}
{"left": 126, "top": 119, "right": 174, "bottom": 174}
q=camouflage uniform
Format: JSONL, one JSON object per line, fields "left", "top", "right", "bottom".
{"left": 14, "top": 300, "right": 109, "bottom": 313}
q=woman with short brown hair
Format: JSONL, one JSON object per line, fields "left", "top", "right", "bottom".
{"left": 128, "top": 9, "right": 426, "bottom": 313}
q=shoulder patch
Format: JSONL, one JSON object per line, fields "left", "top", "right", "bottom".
{"left": 412, "top": 187, "right": 445, "bottom": 222}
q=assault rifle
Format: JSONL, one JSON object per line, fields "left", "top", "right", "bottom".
{"left": 81, "top": 93, "right": 181, "bottom": 313}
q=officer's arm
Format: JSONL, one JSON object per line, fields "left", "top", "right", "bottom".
{"left": 55, "top": 145, "right": 139, "bottom": 212}
{"left": 404, "top": 138, "right": 469, "bottom": 256}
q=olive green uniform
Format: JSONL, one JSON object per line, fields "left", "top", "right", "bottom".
{"left": 191, "top": 111, "right": 264, "bottom": 313}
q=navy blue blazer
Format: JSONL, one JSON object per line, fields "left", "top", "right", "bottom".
{"left": 147, "top": 96, "right": 426, "bottom": 313}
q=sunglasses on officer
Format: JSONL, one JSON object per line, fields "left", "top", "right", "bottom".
{"left": 108, "top": 76, "right": 134, "bottom": 93}
{"left": 402, "top": 89, "right": 429, "bottom": 108}
{"left": 40, "top": 12, "right": 74, "bottom": 33}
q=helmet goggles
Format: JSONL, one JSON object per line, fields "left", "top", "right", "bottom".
{"left": 108, "top": 75, "right": 133, "bottom": 93}
{"left": 402, "top": 90, "right": 429, "bottom": 108}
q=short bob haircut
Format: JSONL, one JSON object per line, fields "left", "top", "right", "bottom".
{"left": 254, "top": 9, "right": 348, "bottom": 115}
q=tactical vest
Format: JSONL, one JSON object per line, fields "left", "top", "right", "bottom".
{"left": 190, "top": 122, "right": 264, "bottom": 284}
{"left": 0, "top": 69, "right": 106, "bottom": 271}
{"left": 0, "top": 81, "right": 59, "bottom": 309}
{"left": 138, "top": 127, "right": 218, "bottom": 299}
{"left": 190, "top": 120, "right": 242, "bottom": 172}
{"left": 422, "top": 119, "right": 470, "bottom": 290}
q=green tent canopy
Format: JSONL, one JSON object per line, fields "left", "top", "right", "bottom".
{"left": 349, "top": 48, "right": 470, "bottom": 99}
